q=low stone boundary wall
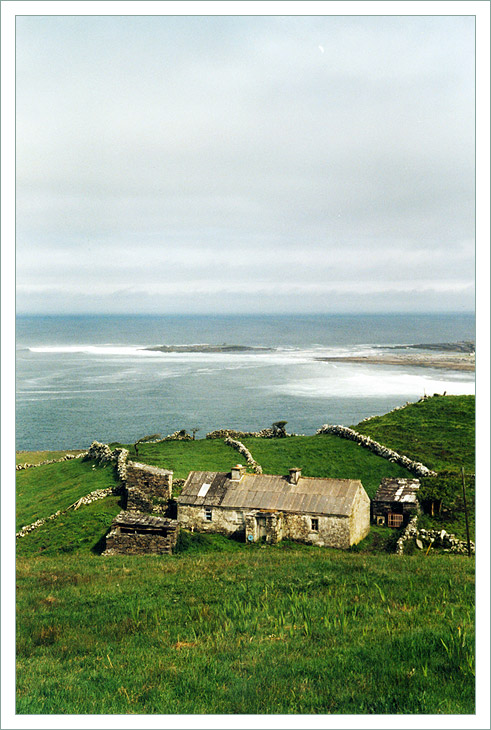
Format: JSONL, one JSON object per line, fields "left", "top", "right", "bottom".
{"left": 395, "top": 516, "right": 475, "bottom": 555}
{"left": 16, "top": 452, "right": 87, "bottom": 471}
{"left": 207, "top": 427, "right": 297, "bottom": 439}
{"left": 395, "top": 515, "right": 419, "bottom": 554}
{"left": 224, "top": 437, "right": 262, "bottom": 474}
{"left": 417, "top": 527, "right": 475, "bottom": 555}
{"left": 16, "top": 488, "right": 114, "bottom": 539}
{"left": 86, "top": 441, "right": 129, "bottom": 482}
{"left": 315, "top": 424, "right": 436, "bottom": 477}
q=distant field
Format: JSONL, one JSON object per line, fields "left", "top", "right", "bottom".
{"left": 16, "top": 548, "right": 475, "bottom": 714}
{"left": 112, "top": 438, "right": 242, "bottom": 481}
{"left": 113, "top": 433, "right": 414, "bottom": 499}
{"left": 355, "top": 395, "right": 475, "bottom": 473}
{"left": 16, "top": 450, "right": 83, "bottom": 466}
{"left": 241, "top": 435, "right": 412, "bottom": 499}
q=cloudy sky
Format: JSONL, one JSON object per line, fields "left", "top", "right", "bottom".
{"left": 16, "top": 13, "right": 475, "bottom": 314}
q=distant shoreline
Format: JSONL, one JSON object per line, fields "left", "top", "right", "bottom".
{"left": 315, "top": 353, "right": 475, "bottom": 372}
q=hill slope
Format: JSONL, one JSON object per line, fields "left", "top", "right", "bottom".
{"left": 354, "top": 395, "right": 475, "bottom": 472}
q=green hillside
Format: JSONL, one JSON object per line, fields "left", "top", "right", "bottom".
{"left": 16, "top": 495, "right": 122, "bottom": 558}
{"left": 354, "top": 395, "right": 475, "bottom": 472}
{"left": 241, "top": 434, "right": 412, "bottom": 499}
{"left": 16, "top": 458, "right": 120, "bottom": 531}
{"left": 15, "top": 395, "right": 476, "bottom": 715}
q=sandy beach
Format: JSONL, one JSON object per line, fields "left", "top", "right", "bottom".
{"left": 315, "top": 352, "right": 475, "bottom": 372}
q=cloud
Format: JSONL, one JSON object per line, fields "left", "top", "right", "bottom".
{"left": 15, "top": 15, "right": 475, "bottom": 314}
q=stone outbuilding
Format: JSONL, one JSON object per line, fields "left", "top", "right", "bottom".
{"left": 176, "top": 465, "right": 370, "bottom": 549}
{"left": 372, "top": 477, "right": 421, "bottom": 528}
{"left": 125, "top": 461, "right": 173, "bottom": 512}
{"left": 103, "top": 511, "right": 179, "bottom": 555}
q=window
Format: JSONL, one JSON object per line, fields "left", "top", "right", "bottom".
{"left": 204, "top": 509, "right": 212, "bottom": 522}
{"left": 311, "top": 518, "right": 319, "bottom": 531}
{"left": 376, "top": 516, "right": 385, "bottom": 526}
{"left": 388, "top": 513, "right": 403, "bottom": 528}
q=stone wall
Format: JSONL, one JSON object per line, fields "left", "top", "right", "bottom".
{"left": 315, "top": 424, "right": 436, "bottom": 478}
{"left": 282, "top": 512, "right": 351, "bottom": 549}
{"left": 224, "top": 437, "right": 262, "bottom": 474}
{"left": 16, "top": 452, "right": 87, "bottom": 471}
{"left": 395, "top": 517, "right": 475, "bottom": 555}
{"left": 178, "top": 504, "right": 246, "bottom": 538}
{"left": 126, "top": 461, "right": 173, "bottom": 500}
{"left": 86, "top": 441, "right": 129, "bottom": 484}
{"left": 206, "top": 426, "right": 297, "bottom": 439}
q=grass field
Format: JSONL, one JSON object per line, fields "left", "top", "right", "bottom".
{"left": 111, "top": 438, "right": 240, "bottom": 481}
{"left": 16, "top": 450, "right": 84, "bottom": 466}
{"left": 15, "top": 395, "right": 476, "bottom": 715}
{"left": 240, "top": 435, "right": 412, "bottom": 499}
{"left": 355, "top": 395, "right": 475, "bottom": 472}
{"left": 16, "top": 459, "right": 120, "bottom": 531}
{"left": 16, "top": 548, "right": 474, "bottom": 715}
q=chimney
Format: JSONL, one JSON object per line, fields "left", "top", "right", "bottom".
{"left": 231, "top": 464, "right": 246, "bottom": 481}
{"left": 289, "top": 467, "right": 301, "bottom": 485}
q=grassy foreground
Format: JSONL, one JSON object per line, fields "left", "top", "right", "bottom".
{"left": 16, "top": 547, "right": 474, "bottom": 715}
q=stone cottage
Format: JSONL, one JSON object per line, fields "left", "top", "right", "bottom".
{"left": 372, "top": 477, "right": 421, "bottom": 527}
{"left": 176, "top": 464, "right": 370, "bottom": 549}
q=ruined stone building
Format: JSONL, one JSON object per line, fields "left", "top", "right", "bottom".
{"left": 176, "top": 464, "right": 370, "bottom": 549}
{"left": 104, "top": 511, "right": 179, "bottom": 555}
{"left": 104, "top": 460, "right": 179, "bottom": 555}
{"left": 372, "top": 477, "right": 421, "bottom": 527}
{"left": 125, "top": 461, "right": 173, "bottom": 511}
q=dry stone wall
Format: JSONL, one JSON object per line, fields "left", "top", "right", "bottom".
{"left": 16, "top": 452, "right": 87, "bottom": 471}
{"left": 206, "top": 426, "right": 297, "bottom": 439}
{"left": 16, "top": 487, "right": 114, "bottom": 538}
{"left": 316, "top": 424, "right": 436, "bottom": 477}
{"left": 395, "top": 516, "right": 475, "bottom": 555}
{"left": 224, "top": 437, "right": 262, "bottom": 474}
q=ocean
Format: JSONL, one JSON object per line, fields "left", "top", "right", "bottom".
{"left": 16, "top": 313, "right": 475, "bottom": 451}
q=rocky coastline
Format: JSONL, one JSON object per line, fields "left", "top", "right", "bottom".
{"left": 143, "top": 344, "right": 273, "bottom": 353}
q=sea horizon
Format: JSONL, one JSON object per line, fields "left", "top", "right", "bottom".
{"left": 16, "top": 312, "right": 475, "bottom": 451}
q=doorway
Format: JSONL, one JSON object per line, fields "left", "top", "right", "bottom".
{"left": 256, "top": 515, "right": 267, "bottom": 541}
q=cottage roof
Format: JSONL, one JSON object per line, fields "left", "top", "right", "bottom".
{"left": 373, "top": 478, "right": 420, "bottom": 505}
{"left": 177, "top": 471, "right": 364, "bottom": 516}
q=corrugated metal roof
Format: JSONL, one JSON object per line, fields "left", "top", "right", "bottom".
{"left": 373, "top": 478, "right": 420, "bottom": 504}
{"left": 177, "top": 470, "right": 363, "bottom": 516}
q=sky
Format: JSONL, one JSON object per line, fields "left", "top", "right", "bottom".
{"left": 15, "top": 13, "right": 476, "bottom": 314}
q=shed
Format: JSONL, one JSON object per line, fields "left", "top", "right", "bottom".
{"left": 103, "top": 511, "right": 179, "bottom": 555}
{"left": 372, "top": 478, "right": 421, "bottom": 527}
{"left": 176, "top": 465, "right": 370, "bottom": 549}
